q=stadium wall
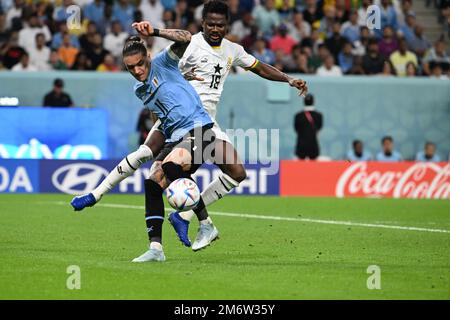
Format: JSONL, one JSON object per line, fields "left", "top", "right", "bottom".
{"left": 0, "top": 159, "right": 448, "bottom": 199}
{"left": 0, "top": 72, "right": 449, "bottom": 160}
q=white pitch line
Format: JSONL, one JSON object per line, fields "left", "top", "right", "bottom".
{"left": 52, "top": 201, "right": 450, "bottom": 234}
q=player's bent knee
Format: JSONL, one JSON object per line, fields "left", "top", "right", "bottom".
{"left": 162, "top": 161, "right": 188, "bottom": 182}
{"left": 231, "top": 167, "right": 246, "bottom": 183}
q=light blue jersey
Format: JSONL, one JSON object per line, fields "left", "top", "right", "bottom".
{"left": 376, "top": 151, "right": 403, "bottom": 162}
{"left": 415, "top": 152, "right": 441, "bottom": 162}
{"left": 134, "top": 48, "right": 213, "bottom": 142}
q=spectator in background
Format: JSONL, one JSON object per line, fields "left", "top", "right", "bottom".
{"left": 409, "top": 24, "right": 431, "bottom": 59}
{"left": 416, "top": 142, "right": 441, "bottom": 162}
{"left": 303, "top": 0, "right": 323, "bottom": 26}
{"left": 0, "top": 13, "right": 8, "bottom": 48}
{"left": 347, "top": 139, "right": 372, "bottom": 161}
{"left": 252, "top": 37, "right": 275, "bottom": 65}
{"left": 140, "top": 0, "right": 164, "bottom": 28}
{"left": 113, "top": 0, "right": 135, "bottom": 33}
{"left": 43, "top": 79, "right": 73, "bottom": 107}
{"left": 430, "top": 62, "right": 448, "bottom": 79}
{"left": 338, "top": 41, "right": 354, "bottom": 74}
{"left": 228, "top": 0, "right": 243, "bottom": 24}
{"left": 325, "top": 22, "right": 346, "bottom": 61}
{"left": 71, "top": 51, "right": 91, "bottom": 70}
{"left": 294, "top": 52, "right": 313, "bottom": 74}
{"left": 29, "top": 32, "right": 50, "bottom": 71}
{"left": 357, "top": 0, "right": 372, "bottom": 27}
{"left": 11, "top": 51, "right": 37, "bottom": 71}
{"left": 18, "top": 14, "right": 51, "bottom": 53}
{"left": 362, "top": 38, "right": 386, "bottom": 74}
{"left": 335, "top": 0, "right": 350, "bottom": 23}
{"left": 294, "top": 93, "right": 323, "bottom": 160}
{"left": 319, "top": 4, "right": 337, "bottom": 38}
{"left": 0, "top": 31, "right": 25, "bottom": 69}
{"left": 230, "top": 11, "right": 253, "bottom": 43}
{"left": 405, "top": 61, "right": 418, "bottom": 77}
{"left": 53, "top": 0, "right": 74, "bottom": 23}
{"left": 270, "top": 23, "right": 296, "bottom": 55}
{"left": 83, "top": 0, "right": 105, "bottom": 29}
{"left": 85, "top": 32, "right": 110, "bottom": 70}
{"left": 378, "top": 26, "right": 399, "bottom": 58}
{"left": 57, "top": 33, "right": 79, "bottom": 68}
{"left": 277, "top": 0, "right": 295, "bottom": 21}
{"left": 341, "top": 10, "right": 360, "bottom": 43}
{"left": 380, "top": 60, "right": 397, "bottom": 76}
{"left": 422, "top": 40, "right": 450, "bottom": 76}
{"left": 252, "top": 0, "right": 280, "bottom": 36}
{"left": 376, "top": 136, "right": 403, "bottom": 162}
{"left": 390, "top": 38, "right": 418, "bottom": 76}
{"left": 377, "top": 0, "right": 398, "bottom": 38}
{"left": 351, "top": 26, "right": 370, "bottom": 57}
{"left": 5, "top": 0, "right": 23, "bottom": 30}
{"left": 49, "top": 49, "right": 68, "bottom": 70}
{"left": 347, "top": 55, "right": 366, "bottom": 74}
{"left": 96, "top": 53, "right": 120, "bottom": 72}
{"left": 51, "top": 22, "right": 80, "bottom": 50}
{"left": 287, "top": 11, "right": 311, "bottom": 43}
{"left": 317, "top": 54, "right": 343, "bottom": 76}
{"left": 97, "top": 2, "right": 115, "bottom": 36}
{"left": 399, "top": 13, "right": 416, "bottom": 47}
{"left": 79, "top": 21, "right": 98, "bottom": 51}
{"left": 103, "top": 20, "right": 128, "bottom": 62}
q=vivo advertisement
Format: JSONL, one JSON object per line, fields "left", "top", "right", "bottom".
{"left": 0, "top": 107, "right": 108, "bottom": 160}
{"left": 0, "top": 159, "right": 279, "bottom": 196}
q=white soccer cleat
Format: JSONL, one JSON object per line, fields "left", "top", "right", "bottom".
{"left": 192, "top": 223, "right": 219, "bottom": 251}
{"left": 132, "top": 248, "right": 166, "bottom": 262}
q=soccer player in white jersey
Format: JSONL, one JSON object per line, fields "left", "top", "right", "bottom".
{"left": 71, "top": 0, "right": 307, "bottom": 251}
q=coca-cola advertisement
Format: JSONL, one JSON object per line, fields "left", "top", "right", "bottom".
{"left": 280, "top": 161, "right": 450, "bottom": 199}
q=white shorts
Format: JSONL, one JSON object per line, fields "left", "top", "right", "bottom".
{"left": 211, "top": 122, "right": 232, "bottom": 144}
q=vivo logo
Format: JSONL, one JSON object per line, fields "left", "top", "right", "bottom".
{"left": 52, "top": 163, "right": 109, "bottom": 194}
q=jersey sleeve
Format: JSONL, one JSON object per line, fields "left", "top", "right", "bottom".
{"left": 153, "top": 46, "right": 180, "bottom": 70}
{"left": 232, "top": 43, "right": 259, "bottom": 70}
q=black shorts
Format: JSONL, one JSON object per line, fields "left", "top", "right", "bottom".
{"left": 154, "top": 124, "right": 215, "bottom": 174}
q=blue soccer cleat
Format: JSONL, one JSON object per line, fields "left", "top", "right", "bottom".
{"left": 168, "top": 212, "right": 191, "bottom": 247}
{"left": 71, "top": 193, "right": 97, "bottom": 211}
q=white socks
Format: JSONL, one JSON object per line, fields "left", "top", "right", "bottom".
{"left": 179, "top": 173, "right": 240, "bottom": 222}
{"left": 91, "top": 145, "right": 153, "bottom": 201}
{"left": 150, "top": 241, "right": 162, "bottom": 250}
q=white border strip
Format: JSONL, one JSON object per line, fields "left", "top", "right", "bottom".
{"left": 52, "top": 201, "right": 450, "bottom": 234}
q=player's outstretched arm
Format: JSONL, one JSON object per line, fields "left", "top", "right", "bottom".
{"left": 251, "top": 62, "right": 308, "bottom": 97}
{"left": 132, "top": 21, "right": 191, "bottom": 58}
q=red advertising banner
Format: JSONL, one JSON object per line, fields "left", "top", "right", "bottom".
{"left": 280, "top": 161, "right": 450, "bottom": 199}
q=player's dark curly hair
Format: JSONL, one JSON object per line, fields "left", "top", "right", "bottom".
{"left": 122, "top": 36, "right": 147, "bottom": 57}
{"left": 202, "top": 0, "right": 230, "bottom": 22}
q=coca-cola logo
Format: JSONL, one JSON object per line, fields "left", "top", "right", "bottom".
{"left": 336, "top": 162, "right": 450, "bottom": 199}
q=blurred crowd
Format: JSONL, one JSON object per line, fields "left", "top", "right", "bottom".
{"left": 0, "top": 0, "right": 449, "bottom": 77}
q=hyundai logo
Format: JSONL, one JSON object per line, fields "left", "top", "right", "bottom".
{"left": 52, "top": 163, "right": 109, "bottom": 194}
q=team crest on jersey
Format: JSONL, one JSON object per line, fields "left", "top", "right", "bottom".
{"left": 152, "top": 77, "right": 159, "bottom": 87}
{"left": 226, "top": 57, "right": 232, "bottom": 71}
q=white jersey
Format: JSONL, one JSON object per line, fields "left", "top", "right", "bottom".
{"left": 178, "top": 33, "right": 258, "bottom": 121}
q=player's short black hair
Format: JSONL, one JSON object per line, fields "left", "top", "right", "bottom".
{"left": 304, "top": 94, "right": 314, "bottom": 106}
{"left": 202, "top": 0, "right": 230, "bottom": 22}
{"left": 353, "top": 140, "right": 362, "bottom": 148}
{"left": 381, "top": 136, "right": 393, "bottom": 144}
{"left": 54, "top": 78, "right": 64, "bottom": 88}
{"left": 122, "top": 36, "right": 147, "bottom": 57}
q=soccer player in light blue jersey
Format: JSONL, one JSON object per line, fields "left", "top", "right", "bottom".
{"left": 74, "top": 23, "right": 218, "bottom": 262}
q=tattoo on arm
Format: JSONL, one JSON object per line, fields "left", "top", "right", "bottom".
{"left": 158, "top": 29, "right": 191, "bottom": 43}
{"left": 157, "top": 29, "right": 191, "bottom": 58}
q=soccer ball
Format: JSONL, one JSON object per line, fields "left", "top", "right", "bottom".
{"left": 166, "top": 178, "right": 201, "bottom": 211}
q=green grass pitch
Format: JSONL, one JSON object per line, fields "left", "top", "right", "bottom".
{"left": 0, "top": 194, "right": 449, "bottom": 299}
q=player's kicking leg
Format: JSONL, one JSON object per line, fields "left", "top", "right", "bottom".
{"left": 169, "top": 139, "right": 245, "bottom": 250}
{"left": 134, "top": 125, "right": 217, "bottom": 260}
{"left": 70, "top": 120, "right": 165, "bottom": 211}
